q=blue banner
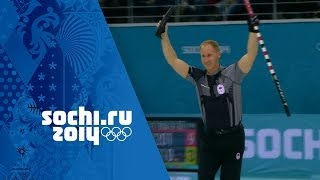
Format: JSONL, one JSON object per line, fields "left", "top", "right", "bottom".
{"left": 242, "top": 114, "right": 320, "bottom": 179}
{"left": 0, "top": 1, "right": 168, "bottom": 179}
{"left": 110, "top": 22, "right": 320, "bottom": 115}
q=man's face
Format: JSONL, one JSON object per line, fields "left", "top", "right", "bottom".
{"left": 200, "top": 44, "right": 221, "bottom": 72}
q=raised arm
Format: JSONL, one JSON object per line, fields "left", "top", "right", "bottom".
{"left": 238, "top": 16, "right": 259, "bottom": 74}
{"left": 159, "top": 23, "right": 189, "bottom": 78}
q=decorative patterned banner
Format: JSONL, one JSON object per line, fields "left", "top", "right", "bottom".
{"left": 0, "top": 1, "right": 168, "bottom": 179}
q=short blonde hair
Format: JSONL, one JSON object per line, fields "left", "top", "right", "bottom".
{"left": 200, "top": 40, "right": 220, "bottom": 52}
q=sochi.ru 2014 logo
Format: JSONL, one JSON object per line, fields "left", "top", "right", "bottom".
{"left": 42, "top": 106, "right": 132, "bottom": 145}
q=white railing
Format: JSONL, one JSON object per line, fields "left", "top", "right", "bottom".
{"left": 99, "top": 0, "right": 320, "bottom": 23}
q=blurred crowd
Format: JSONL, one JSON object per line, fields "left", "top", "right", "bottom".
{"left": 99, "top": 0, "right": 320, "bottom": 23}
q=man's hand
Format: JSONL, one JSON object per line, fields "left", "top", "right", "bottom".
{"left": 156, "top": 20, "right": 168, "bottom": 38}
{"left": 247, "top": 15, "right": 259, "bottom": 33}
{"left": 155, "top": 6, "right": 176, "bottom": 39}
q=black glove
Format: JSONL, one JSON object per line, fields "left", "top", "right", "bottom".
{"left": 247, "top": 15, "right": 259, "bottom": 33}
{"left": 155, "top": 6, "right": 176, "bottom": 39}
{"left": 155, "top": 21, "right": 167, "bottom": 39}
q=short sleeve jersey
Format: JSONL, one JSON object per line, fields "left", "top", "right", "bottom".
{"left": 186, "top": 63, "right": 246, "bottom": 129}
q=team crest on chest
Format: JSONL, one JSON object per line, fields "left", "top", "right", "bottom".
{"left": 217, "top": 84, "right": 225, "bottom": 94}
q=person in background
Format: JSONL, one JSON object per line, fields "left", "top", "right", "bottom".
{"left": 226, "top": 0, "right": 273, "bottom": 20}
{"left": 157, "top": 12, "right": 259, "bottom": 180}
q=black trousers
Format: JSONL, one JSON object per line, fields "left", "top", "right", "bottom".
{"left": 198, "top": 126, "right": 245, "bottom": 180}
